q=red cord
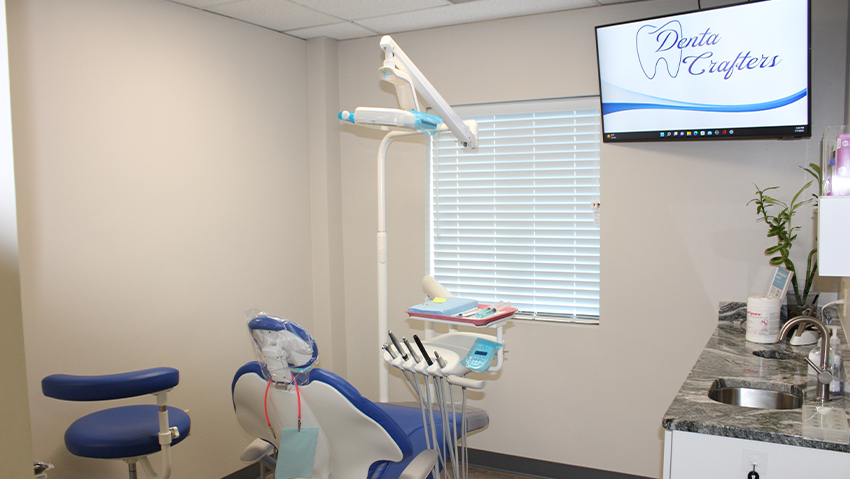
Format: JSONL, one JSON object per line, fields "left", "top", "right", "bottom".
{"left": 294, "top": 377, "right": 301, "bottom": 430}
{"left": 264, "top": 379, "right": 273, "bottom": 429}
{"left": 265, "top": 376, "right": 302, "bottom": 434}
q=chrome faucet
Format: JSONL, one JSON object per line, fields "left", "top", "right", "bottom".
{"left": 778, "top": 316, "right": 832, "bottom": 402}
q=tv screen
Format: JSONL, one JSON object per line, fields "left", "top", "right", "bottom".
{"left": 595, "top": 0, "right": 810, "bottom": 142}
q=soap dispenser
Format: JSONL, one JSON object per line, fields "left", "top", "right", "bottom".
{"left": 829, "top": 326, "right": 843, "bottom": 393}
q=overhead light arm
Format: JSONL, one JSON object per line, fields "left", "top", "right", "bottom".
{"left": 379, "top": 35, "right": 477, "bottom": 149}
{"left": 379, "top": 65, "right": 420, "bottom": 112}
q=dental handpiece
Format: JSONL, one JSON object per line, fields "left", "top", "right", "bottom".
{"left": 403, "top": 337, "right": 422, "bottom": 363}
{"left": 382, "top": 343, "right": 398, "bottom": 359}
{"left": 413, "top": 334, "right": 433, "bottom": 366}
{"left": 432, "top": 350, "right": 447, "bottom": 368}
{"left": 388, "top": 331, "right": 408, "bottom": 360}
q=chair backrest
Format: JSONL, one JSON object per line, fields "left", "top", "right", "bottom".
{"left": 232, "top": 362, "right": 412, "bottom": 479}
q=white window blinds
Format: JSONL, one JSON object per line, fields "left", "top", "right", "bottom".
{"left": 429, "top": 98, "right": 601, "bottom": 322}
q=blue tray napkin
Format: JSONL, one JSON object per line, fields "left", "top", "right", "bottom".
{"left": 408, "top": 297, "right": 478, "bottom": 316}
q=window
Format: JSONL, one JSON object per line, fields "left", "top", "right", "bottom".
{"left": 429, "top": 98, "right": 601, "bottom": 323}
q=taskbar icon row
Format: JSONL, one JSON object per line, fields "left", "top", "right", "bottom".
{"left": 659, "top": 129, "right": 734, "bottom": 138}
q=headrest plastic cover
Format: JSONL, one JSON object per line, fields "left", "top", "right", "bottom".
{"left": 247, "top": 313, "right": 318, "bottom": 385}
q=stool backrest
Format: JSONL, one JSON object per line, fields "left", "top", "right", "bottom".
{"left": 42, "top": 367, "right": 179, "bottom": 401}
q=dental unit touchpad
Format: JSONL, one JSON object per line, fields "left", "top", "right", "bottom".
{"left": 461, "top": 338, "right": 502, "bottom": 373}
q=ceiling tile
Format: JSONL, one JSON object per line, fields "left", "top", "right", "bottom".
{"left": 594, "top": 0, "right": 644, "bottom": 4}
{"left": 358, "top": 0, "right": 597, "bottom": 34}
{"left": 173, "top": 0, "right": 648, "bottom": 40}
{"left": 208, "top": 0, "right": 341, "bottom": 32}
{"left": 290, "top": 0, "right": 449, "bottom": 21}
{"left": 285, "top": 22, "right": 379, "bottom": 40}
{"left": 168, "top": 0, "right": 237, "bottom": 8}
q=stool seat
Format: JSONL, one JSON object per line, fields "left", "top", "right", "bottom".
{"left": 65, "top": 405, "right": 191, "bottom": 459}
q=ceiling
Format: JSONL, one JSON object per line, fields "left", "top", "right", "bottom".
{"left": 167, "top": 0, "right": 641, "bottom": 40}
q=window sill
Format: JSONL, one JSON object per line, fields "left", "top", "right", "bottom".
{"left": 511, "top": 313, "right": 599, "bottom": 325}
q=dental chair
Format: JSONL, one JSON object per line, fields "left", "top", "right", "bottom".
{"left": 42, "top": 367, "right": 190, "bottom": 479}
{"left": 231, "top": 313, "right": 488, "bottom": 479}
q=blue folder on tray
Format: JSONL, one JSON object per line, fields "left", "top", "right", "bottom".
{"left": 408, "top": 297, "right": 478, "bottom": 317}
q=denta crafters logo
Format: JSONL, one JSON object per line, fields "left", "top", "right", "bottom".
{"left": 636, "top": 20, "right": 781, "bottom": 80}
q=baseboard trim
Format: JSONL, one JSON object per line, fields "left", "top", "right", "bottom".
{"left": 467, "top": 448, "right": 652, "bottom": 479}
{"left": 221, "top": 463, "right": 262, "bottom": 479}
{"left": 222, "top": 449, "right": 653, "bottom": 479}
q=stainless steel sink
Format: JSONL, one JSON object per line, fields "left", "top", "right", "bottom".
{"left": 752, "top": 350, "right": 797, "bottom": 360}
{"left": 707, "top": 378, "right": 803, "bottom": 409}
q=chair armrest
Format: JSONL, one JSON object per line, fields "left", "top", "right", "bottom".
{"left": 399, "top": 450, "right": 438, "bottom": 479}
{"left": 42, "top": 367, "right": 179, "bottom": 401}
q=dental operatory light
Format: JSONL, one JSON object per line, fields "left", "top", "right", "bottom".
{"left": 339, "top": 35, "right": 479, "bottom": 401}
{"left": 338, "top": 107, "right": 443, "bottom": 135}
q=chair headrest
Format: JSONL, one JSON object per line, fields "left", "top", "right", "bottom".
{"left": 247, "top": 313, "right": 318, "bottom": 384}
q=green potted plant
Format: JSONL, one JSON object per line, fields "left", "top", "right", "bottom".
{"left": 749, "top": 163, "right": 821, "bottom": 312}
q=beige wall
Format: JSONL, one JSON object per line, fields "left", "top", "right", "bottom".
{"left": 336, "top": 0, "right": 849, "bottom": 477}
{"left": 0, "top": 0, "right": 34, "bottom": 476}
{"left": 9, "top": 1, "right": 311, "bottom": 477}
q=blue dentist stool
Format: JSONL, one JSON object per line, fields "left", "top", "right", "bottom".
{"left": 42, "top": 367, "right": 191, "bottom": 479}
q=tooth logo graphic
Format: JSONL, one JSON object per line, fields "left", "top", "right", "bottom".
{"left": 636, "top": 20, "right": 683, "bottom": 79}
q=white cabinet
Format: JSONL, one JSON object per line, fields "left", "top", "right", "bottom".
{"left": 663, "top": 430, "right": 850, "bottom": 479}
{"left": 818, "top": 196, "right": 850, "bottom": 276}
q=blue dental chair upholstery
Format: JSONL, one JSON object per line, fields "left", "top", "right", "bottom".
{"left": 42, "top": 367, "right": 190, "bottom": 479}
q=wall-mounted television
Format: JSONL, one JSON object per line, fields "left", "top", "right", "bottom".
{"left": 595, "top": 0, "right": 811, "bottom": 142}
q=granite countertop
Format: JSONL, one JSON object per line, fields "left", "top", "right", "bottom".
{"left": 662, "top": 306, "right": 850, "bottom": 452}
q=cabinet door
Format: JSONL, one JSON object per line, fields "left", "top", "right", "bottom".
{"left": 666, "top": 430, "right": 850, "bottom": 479}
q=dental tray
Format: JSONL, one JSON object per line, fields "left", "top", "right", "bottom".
{"left": 406, "top": 304, "right": 516, "bottom": 326}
